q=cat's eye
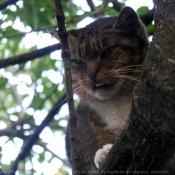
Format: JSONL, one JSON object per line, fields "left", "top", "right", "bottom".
{"left": 73, "top": 59, "right": 86, "bottom": 66}
{"left": 101, "top": 46, "right": 116, "bottom": 59}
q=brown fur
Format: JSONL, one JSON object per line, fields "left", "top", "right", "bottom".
{"left": 66, "top": 8, "right": 148, "bottom": 170}
{"left": 65, "top": 7, "right": 149, "bottom": 172}
{"left": 49, "top": 7, "right": 149, "bottom": 172}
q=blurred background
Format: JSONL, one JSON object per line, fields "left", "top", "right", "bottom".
{"left": 0, "top": 0, "right": 154, "bottom": 174}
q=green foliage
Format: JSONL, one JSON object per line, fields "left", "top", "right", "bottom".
{"left": 137, "top": 6, "right": 149, "bottom": 15}
{"left": 147, "top": 23, "right": 154, "bottom": 31}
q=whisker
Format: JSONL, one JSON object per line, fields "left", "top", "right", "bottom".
{"left": 116, "top": 80, "right": 129, "bottom": 91}
{"left": 112, "top": 61, "right": 120, "bottom": 69}
{"left": 117, "top": 69, "right": 142, "bottom": 73}
{"left": 50, "top": 85, "right": 84, "bottom": 114}
{"left": 74, "top": 87, "right": 84, "bottom": 98}
{"left": 118, "top": 75, "right": 140, "bottom": 79}
{"left": 74, "top": 86, "right": 82, "bottom": 93}
{"left": 72, "top": 84, "right": 80, "bottom": 88}
{"left": 117, "top": 75, "right": 139, "bottom": 82}
{"left": 117, "top": 65, "right": 142, "bottom": 71}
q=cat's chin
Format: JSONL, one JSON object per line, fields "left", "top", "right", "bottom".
{"left": 92, "top": 83, "right": 119, "bottom": 100}
{"left": 92, "top": 82, "right": 132, "bottom": 101}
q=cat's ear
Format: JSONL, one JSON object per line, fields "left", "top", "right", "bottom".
{"left": 47, "top": 29, "right": 60, "bottom": 41}
{"left": 113, "top": 7, "right": 140, "bottom": 35}
{"left": 47, "top": 29, "right": 78, "bottom": 43}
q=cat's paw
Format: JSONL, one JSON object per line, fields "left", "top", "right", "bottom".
{"left": 94, "top": 144, "right": 113, "bottom": 168}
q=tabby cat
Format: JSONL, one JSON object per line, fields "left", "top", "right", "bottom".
{"left": 49, "top": 6, "right": 149, "bottom": 172}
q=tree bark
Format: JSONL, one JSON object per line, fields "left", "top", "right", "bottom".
{"left": 99, "top": 0, "right": 175, "bottom": 174}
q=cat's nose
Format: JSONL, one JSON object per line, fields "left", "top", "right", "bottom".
{"left": 88, "top": 71, "right": 98, "bottom": 81}
{"left": 87, "top": 64, "right": 100, "bottom": 81}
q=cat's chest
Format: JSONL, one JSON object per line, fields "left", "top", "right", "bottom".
{"left": 88, "top": 97, "right": 131, "bottom": 134}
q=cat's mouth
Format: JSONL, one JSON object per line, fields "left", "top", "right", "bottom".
{"left": 93, "top": 83, "right": 115, "bottom": 91}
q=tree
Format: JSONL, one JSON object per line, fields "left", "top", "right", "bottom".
{"left": 2, "top": 0, "right": 172, "bottom": 174}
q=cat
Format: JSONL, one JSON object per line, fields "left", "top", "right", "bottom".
{"left": 49, "top": 6, "right": 149, "bottom": 172}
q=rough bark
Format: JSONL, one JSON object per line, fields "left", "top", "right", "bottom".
{"left": 98, "top": 0, "right": 175, "bottom": 174}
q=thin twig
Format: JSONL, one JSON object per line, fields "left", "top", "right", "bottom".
{"left": 112, "top": 0, "right": 124, "bottom": 12}
{"left": 112, "top": 0, "right": 154, "bottom": 26}
{"left": 86, "top": 0, "right": 103, "bottom": 17}
{"left": 10, "top": 84, "right": 25, "bottom": 119}
{"left": 37, "top": 142, "right": 71, "bottom": 168}
{"left": 0, "top": 25, "right": 58, "bottom": 40}
{"left": 54, "top": 0, "right": 79, "bottom": 174}
{"left": 0, "top": 8, "right": 108, "bottom": 40}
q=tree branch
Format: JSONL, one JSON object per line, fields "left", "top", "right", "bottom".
{"left": 0, "top": 127, "right": 27, "bottom": 139}
{"left": 0, "top": 7, "right": 105, "bottom": 40}
{"left": 112, "top": 0, "right": 123, "bottom": 12}
{"left": 54, "top": 0, "right": 80, "bottom": 174}
{"left": 0, "top": 0, "right": 20, "bottom": 11}
{"left": 10, "top": 92, "right": 67, "bottom": 174}
{"left": 0, "top": 25, "right": 58, "bottom": 40}
{"left": 38, "top": 142, "right": 71, "bottom": 168}
{"left": 86, "top": 0, "right": 102, "bottom": 17}
{"left": 0, "top": 7, "right": 109, "bottom": 40}
{"left": 112, "top": 0, "right": 154, "bottom": 26}
{"left": 0, "top": 86, "right": 60, "bottom": 141}
{"left": 0, "top": 43, "right": 61, "bottom": 69}
{"left": 10, "top": 84, "right": 25, "bottom": 119}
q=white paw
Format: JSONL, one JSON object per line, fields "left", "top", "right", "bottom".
{"left": 94, "top": 144, "right": 113, "bottom": 168}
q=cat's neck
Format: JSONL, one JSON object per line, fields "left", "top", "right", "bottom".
{"left": 84, "top": 95, "right": 131, "bottom": 134}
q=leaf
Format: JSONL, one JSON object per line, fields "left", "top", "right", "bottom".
{"left": 137, "top": 6, "right": 149, "bottom": 15}
{"left": 56, "top": 165, "right": 70, "bottom": 175}
{"left": 146, "top": 23, "right": 154, "bottom": 31}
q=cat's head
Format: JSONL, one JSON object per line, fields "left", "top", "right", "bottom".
{"left": 49, "top": 7, "right": 149, "bottom": 101}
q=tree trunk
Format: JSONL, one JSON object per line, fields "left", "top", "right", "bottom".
{"left": 99, "top": 0, "right": 175, "bottom": 174}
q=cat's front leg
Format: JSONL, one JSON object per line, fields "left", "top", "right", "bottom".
{"left": 94, "top": 144, "right": 113, "bottom": 168}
